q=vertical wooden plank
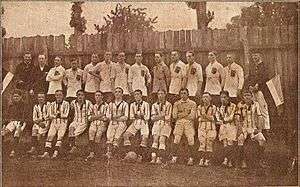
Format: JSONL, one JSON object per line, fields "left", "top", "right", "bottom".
{"left": 47, "top": 35, "right": 54, "bottom": 56}
{"left": 274, "top": 26, "right": 281, "bottom": 47}
{"left": 280, "top": 26, "right": 289, "bottom": 45}
{"left": 131, "top": 31, "right": 138, "bottom": 52}
{"left": 76, "top": 35, "right": 83, "bottom": 52}
{"left": 148, "top": 31, "right": 156, "bottom": 52}
{"left": 137, "top": 31, "right": 143, "bottom": 52}
{"left": 205, "top": 28, "right": 213, "bottom": 51}
{"left": 185, "top": 30, "right": 191, "bottom": 50}
{"left": 179, "top": 30, "right": 185, "bottom": 51}
{"left": 257, "top": 27, "right": 263, "bottom": 46}
{"left": 3, "top": 38, "right": 8, "bottom": 57}
{"left": 198, "top": 28, "right": 206, "bottom": 49}
{"left": 107, "top": 32, "right": 113, "bottom": 51}
{"left": 124, "top": 32, "right": 131, "bottom": 53}
{"left": 154, "top": 31, "right": 160, "bottom": 51}
{"left": 14, "top": 38, "right": 22, "bottom": 57}
{"left": 142, "top": 31, "right": 149, "bottom": 52}
{"left": 274, "top": 49, "right": 282, "bottom": 76}
{"left": 173, "top": 30, "right": 179, "bottom": 50}
{"left": 164, "top": 30, "right": 173, "bottom": 51}
{"left": 159, "top": 32, "right": 165, "bottom": 50}
{"left": 288, "top": 25, "right": 296, "bottom": 45}
{"left": 112, "top": 33, "right": 120, "bottom": 53}
{"left": 190, "top": 29, "right": 198, "bottom": 49}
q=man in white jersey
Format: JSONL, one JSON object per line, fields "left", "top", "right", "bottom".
{"left": 39, "top": 90, "right": 70, "bottom": 159}
{"left": 46, "top": 57, "right": 66, "bottom": 102}
{"left": 169, "top": 51, "right": 186, "bottom": 103}
{"left": 83, "top": 53, "right": 100, "bottom": 102}
{"left": 64, "top": 58, "right": 84, "bottom": 102}
{"left": 111, "top": 52, "right": 131, "bottom": 101}
{"left": 128, "top": 52, "right": 151, "bottom": 97}
{"left": 68, "top": 90, "right": 93, "bottom": 154}
{"left": 106, "top": 87, "right": 129, "bottom": 158}
{"left": 93, "top": 51, "right": 115, "bottom": 102}
{"left": 204, "top": 51, "right": 224, "bottom": 106}
{"left": 86, "top": 91, "right": 109, "bottom": 161}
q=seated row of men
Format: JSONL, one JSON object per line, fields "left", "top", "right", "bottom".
{"left": 2, "top": 87, "right": 267, "bottom": 168}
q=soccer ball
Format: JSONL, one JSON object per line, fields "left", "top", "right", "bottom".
{"left": 124, "top": 151, "right": 137, "bottom": 162}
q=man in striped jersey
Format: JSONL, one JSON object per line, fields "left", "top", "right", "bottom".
{"left": 85, "top": 91, "right": 109, "bottom": 161}
{"left": 216, "top": 90, "right": 237, "bottom": 168}
{"left": 150, "top": 89, "right": 172, "bottom": 164}
{"left": 27, "top": 92, "right": 51, "bottom": 155}
{"left": 123, "top": 89, "right": 150, "bottom": 162}
{"left": 68, "top": 90, "right": 93, "bottom": 154}
{"left": 106, "top": 87, "right": 129, "bottom": 158}
{"left": 39, "top": 90, "right": 70, "bottom": 159}
{"left": 235, "top": 90, "right": 264, "bottom": 169}
{"left": 197, "top": 92, "right": 217, "bottom": 167}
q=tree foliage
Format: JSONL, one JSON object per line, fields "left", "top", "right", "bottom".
{"left": 227, "top": 2, "right": 298, "bottom": 29}
{"left": 70, "top": 1, "right": 87, "bottom": 35}
{"left": 94, "top": 3, "right": 158, "bottom": 34}
{"left": 186, "top": 2, "right": 214, "bottom": 29}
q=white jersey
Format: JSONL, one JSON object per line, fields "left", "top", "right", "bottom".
{"left": 128, "top": 63, "right": 151, "bottom": 96}
{"left": 64, "top": 68, "right": 84, "bottom": 98}
{"left": 169, "top": 60, "right": 186, "bottom": 95}
{"left": 83, "top": 63, "right": 100, "bottom": 93}
{"left": 223, "top": 62, "right": 244, "bottom": 97}
{"left": 111, "top": 63, "right": 130, "bottom": 95}
{"left": 95, "top": 61, "right": 115, "bottom": 93}
{"left": 46, "top": 65, "right": 65, "bottom": 95}
{"left": 204, "top": 61, "right": 224, "bottom": 95}
{"left": 184, "top": 62, "right": 203, "bottom": 96}
{"left": 71, "top": 100, "right": 93, "bottom": 124}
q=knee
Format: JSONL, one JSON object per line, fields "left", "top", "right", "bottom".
{"left": 140, "top": 136, "right": 148, "bottom": 147}
{"left": 174, "top": 135, "right": 181, "bottom": 144}
{"left": 152, "top": 136, "right": 159, "bottom": 148}
{"left": 187, "top": 136, "right": 194, "bottom": 146}
{"left": 158, "top": 136, "right": 167, "bottom": 150}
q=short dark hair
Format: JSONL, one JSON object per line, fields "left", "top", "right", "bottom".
{"left": 36, "top": 91, "right": 46, "bottom": 96}
{"left": 155, "top": 51, "right": 163, "bottom": 57}
{"left": 179, "top": 88, "right": 189, "bottom": 94}
{"left": 202, "top": 92, "right": 211, "bottom": 97}
{"left": 115, "top": 87, "right": 124, "bottom": 94}
{"left": 76, "top": 89, "right": 85, "bottom": 95}
{"left": 157, "top": 89, "right": 166, "bottom": 94}
{"left": 134, "top": 89, "right": 143, "bottom": 95}
{"left": 12, "top": 89, "right": 22, "bottom": 96}
{"left": 24, "top": 51, "right": 31, "bottom": 56}
{"left": 220, "top": 90, "right": 230, "bottom": 97}
{"left": 186, "top": 50, "right": 194, "bottom": 56}
{"left": 71, "top": 57, "right": 78, "bottom": 62}
{"left": 95, "top": 90, "right": 103, "bottom": 95}
{"left": 55, "top": 90, "right": 63, "bottom": 94}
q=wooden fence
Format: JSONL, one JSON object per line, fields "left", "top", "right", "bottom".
{"left": 2, "top": 25, "right": 298, "bottom": 135}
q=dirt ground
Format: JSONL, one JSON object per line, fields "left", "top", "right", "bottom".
{"left": 2, "top": 132, "right": 298, "bottom": 186}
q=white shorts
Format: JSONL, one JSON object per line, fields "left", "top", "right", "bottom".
{"left": 152, "top": 120, "right": 171, "bottom": 138}
{"left": 47, "top": 121, "right": 67, "bottom": 141}
{"left": 126, "top": 120, "right": 149, "bottom": 136}
{"left": 106, "top": 121, "right": 127, "bottom": 144}
{"left": 32, "top": 121, "right": 49, "bottom": 136}
{"left": 4, "top": 121, "right": 26, "bottom": 137}
{"left": 69, "top": 121, "right": 88, "bottom": 137}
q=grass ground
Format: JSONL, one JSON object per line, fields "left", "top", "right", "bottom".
{"left": 2, "top": 131, "right": 298, "bottom": 186}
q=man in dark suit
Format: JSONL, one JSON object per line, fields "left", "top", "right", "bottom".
{"left": 33, "top": 54, "right": 51, "bottom": 94}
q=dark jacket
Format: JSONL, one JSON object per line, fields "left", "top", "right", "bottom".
{"left": 15, "top": 62, "right": 36, "bottom": 91}
{"left": 32, "top": 64, "right": 51, "bottom": 93}
{"left": 248, "top": 61, "right": 269, "bottom": 91}
{"left": 5, "top": 101, "right": 26, "bottom": 123}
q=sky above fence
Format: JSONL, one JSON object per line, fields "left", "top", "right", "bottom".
{"left": 2, "top": 1, "right": 253, "bottom": 38}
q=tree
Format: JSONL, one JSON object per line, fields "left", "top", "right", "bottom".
{"left": 227, "top": 2, "right": 298, "bottom": 29}
{"left": 186, "top": 2, "right": 214, "bottom": 29}
{"left": 70, "top": 1, "right": 87, "bottom": 36}
{"left": 2, "top": 7, "right": 6, "bottom": 37}
{"left": 94, "top": 3, "right": 158, "bottom": 34}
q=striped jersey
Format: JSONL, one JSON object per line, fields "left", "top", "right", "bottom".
{"left": 235, "top": 101, "right": 262, "bottom": 129}
{"left": 71, "top": 99, "right": 93, "bottom": 123}
{"left": 197, "top": 104, "right": 217, "bottom": 130}
{"left": 151, "top": 101, "right": 172, "bottom": 122}
{"left": 130, "top": 101, "right": 150, "bottom": 121}
{"left": 49, "top": 100, "right": 70, "bottom": 124}
{"left": 107, "top": 100, "right": 129, "bottom": 123}
{"left": 33, "top": 102, "right": 51, "bottom": 123}
{"left": 216, "top": 102, "right": 236, "bottom": 125}
{"left": 90, "top": 102, "right": 109, "bottom": 125}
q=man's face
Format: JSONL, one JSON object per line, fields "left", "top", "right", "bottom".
{"left": 243, "top": 93, "right": 253, "bottom": 104}
{"left": 91, "top": 54, "right": 99, "bottom": 63}
{"left": 38, "top": 55, "right": 46, "bottom": 65}
{"left": 202, "top": 94, "right": 211, "bottom": 104}
{"left": 180, "top": 90, "right": 189, "bottom": 100}
{"left": 95, "top": 92, "right": 103, "bottom": 103}
{"left": 104, "top": 52, "right": 112, "bottom": 62}
{"left": 24, "top": 54, "right": 32, "bottom": 64}
{"left": 208, "top": 52, "right": 216, "bottom": 62}
{"left": 251, "top": 53, "right": 261, "bottom": 63}
{"left": 135, "top": 54, "right": 143, "bottom": 63}
{"left": 226, "top": 54, "right": 234, "bottom": 64}
{"left": 71, "top": 60, "right": 78, "bottom": 69}
{"left": 12, "top": 94, "right": 22, "bottom": 103}
{"left": 37, "top": 94, "right": 46, "bottom": 104}
{"left": 118, "top": 53, "right": 126, "bottom": 62}
{"left": 55, "top": 91, "right": 64, "bottom": 102}
{"left": 171, "top": 51, "right": 179, "bottom": 62}
{"left": 134, "top": 91, "right": 143, "bottom": 102}
{"left": 77, "top": 92, "right": 85, "bottom": 102}
{"left": 114, "top": 88, "right": 123, "bottom": 99}
{"left": 186, "top": 52, "right": 194, "bottom": 64}
{"left": 220, "top": 94, "right": 229, "bottom": 104}
{"left": 154, "top": 54, "right": 162, "bottom": 63}
{"left": 157, "top": 90, "right": 166, "bottom": 101}
{"left": 54, "top": 57, "right": 62, "bottom": 67}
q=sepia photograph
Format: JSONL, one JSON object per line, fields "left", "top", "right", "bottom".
{"left": 1, "top": 1, "right": 298, "bottom": 186}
